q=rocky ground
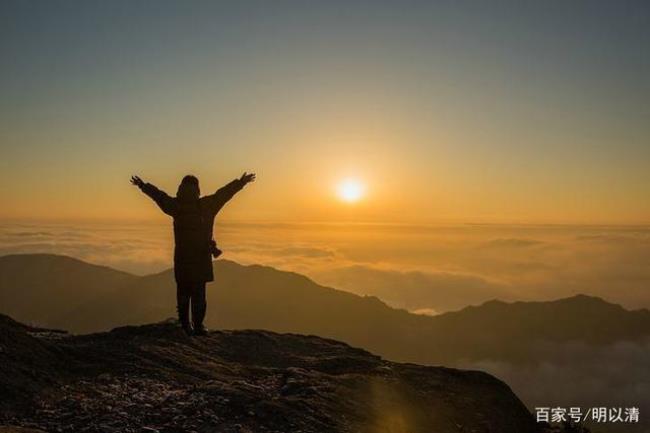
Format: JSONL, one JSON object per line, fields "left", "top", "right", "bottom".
{"left": 0, "top": 314, "right": 541, "bottom": 433}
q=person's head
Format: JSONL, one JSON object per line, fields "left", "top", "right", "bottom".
{"left": 176, "top": 175, "right": 200, "bottom": 201}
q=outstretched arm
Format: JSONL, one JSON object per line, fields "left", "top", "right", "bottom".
{"left": 208, "top": 172, "right": 256, "bottom": 213}
{"left": 131, "top": 175, "right": 175, "bottom": 216}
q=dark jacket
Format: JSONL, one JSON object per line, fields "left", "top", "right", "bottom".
{"left": 140, "top": 179, "right": 245, "bottom": 284}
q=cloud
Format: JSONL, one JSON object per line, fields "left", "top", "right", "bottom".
{"left": 411, "top": 308, "right": 440, "bottom": 316}
{"left": 1, "top": 221, "right": 649, "bottom": 311}
{"left": 3, "top": 231, "right": 55, "bottom": 238}
{"left": 575, "top": 233, "right": 650, "bottom": 244}
{"left": 481, "top": 238, "right": 546, "bottom": 248}
{"left": 0, "top": 224, "right": 172, "bottom": 275}
{"left": 459, "top": 339, "right": 650, "bottom": 432}
{"left": 276, "top": 246, "right": 336, "bottom": 258}
{"left": 310, "top": 265, "right": 512, "bottom": 312}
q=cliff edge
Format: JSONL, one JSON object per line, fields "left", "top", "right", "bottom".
{"left": 0, "top": 314, "right": 537, "bottom": 433}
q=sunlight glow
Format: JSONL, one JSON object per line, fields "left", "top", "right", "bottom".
{"left": 337, "top": 178, "right": 365, "bottom": 203}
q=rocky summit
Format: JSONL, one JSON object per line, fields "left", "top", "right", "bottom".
{"left": 0, "top": 314, "right": 537, "bottom": 433}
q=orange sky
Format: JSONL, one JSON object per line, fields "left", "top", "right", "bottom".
{"left": 1, "top": 2, "right": 649, "bottom": 225}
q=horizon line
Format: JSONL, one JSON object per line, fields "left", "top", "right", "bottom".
{"left": 1, "top": 217, "right": 650, "bottom": 229}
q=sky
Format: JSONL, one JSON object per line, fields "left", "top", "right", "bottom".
{"left": 1, "top": 0, "right": 649, "bottom": 224}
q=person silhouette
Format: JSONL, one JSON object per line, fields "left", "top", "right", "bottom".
{"left": 131, "top": 172, "right": 256, "bottom": 335}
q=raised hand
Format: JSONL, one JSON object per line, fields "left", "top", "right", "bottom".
{"left": 240, "top": 172, "right": 256, "bottom": 184}
{"left": 130, "top": 175, "right": 144, "bottom": 188}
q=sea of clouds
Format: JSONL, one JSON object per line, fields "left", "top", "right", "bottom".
{"left": 460, "top": 338, "right": 650, "bottom": 433}
{"left": 1, "top": 221, "right": 649, "bottom": 312}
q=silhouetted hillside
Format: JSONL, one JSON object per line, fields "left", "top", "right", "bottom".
{"left": 2, "top": 254, "right": 650, "bottom": 366}
{"left": 0, "top": 313, "right": 537, "bottom": 433}
{"left": 421, "top": 294, "right": 650, "bottom": 364}
{"left": 0, "top": 254, "right": 135, "bottom": 328}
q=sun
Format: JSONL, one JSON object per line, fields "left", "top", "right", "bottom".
{"left": 337, "top": 178, "right": 365, "bottom": 203}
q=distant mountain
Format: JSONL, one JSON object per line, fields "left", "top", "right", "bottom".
{"left": 0, "top": 314, "right": 538, "bottom": 433}
{"left": 0, "top": 254, "right": 135, "bottom": 328}
{"left": 2, "top": 254, "right": 650, "bottom": 366}
{"left": 422, "top": 294, "right": 650, "bottom": 363}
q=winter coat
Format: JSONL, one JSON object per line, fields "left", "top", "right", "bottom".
{"left": 140, "top": 179, "right": 245, "bottom": 284}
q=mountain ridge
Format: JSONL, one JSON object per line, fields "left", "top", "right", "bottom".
{"left": 2, "top": 253, "right": 650, "bottom": 367}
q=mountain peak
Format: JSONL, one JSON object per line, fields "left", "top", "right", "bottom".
{"left": 0, "top": 253, "right": 122, "bottom": 270}
{"left": 559, "top": 293, "right": 612, "bottom": 303}
{"left": 0, "top": 314, "right": 537, "bottom": 433}
{"left": 458, "top": 294, "right": 623, "bottom": 316}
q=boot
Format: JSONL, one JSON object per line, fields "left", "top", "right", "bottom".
{"left": 193, "top": 323, "right": 208, "bottom": 336}
{"left": 191, "top": 285, "right": 208, "bottom": 336}
{"left": 180, "top": 321, "right": 193, "bottom": 336}
{"left": 177, "top": 293, "right": 192, "bottom": 335}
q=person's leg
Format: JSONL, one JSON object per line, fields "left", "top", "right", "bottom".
{"left": 191, "top": 282, "right": 208, "bottom": 335}
{"left": 176, "top": 281, "right": 192, "bottom": 335}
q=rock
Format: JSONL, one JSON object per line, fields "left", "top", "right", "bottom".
{"left": 0, "top": 427, "right": 48, "bottom": 433}
{"left": 0, "top": 315, "right": 538, "bottom": 433}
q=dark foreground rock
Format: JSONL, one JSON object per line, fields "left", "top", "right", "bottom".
{"left": 0, "top": 314, "right": 537, "bottom": 433}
